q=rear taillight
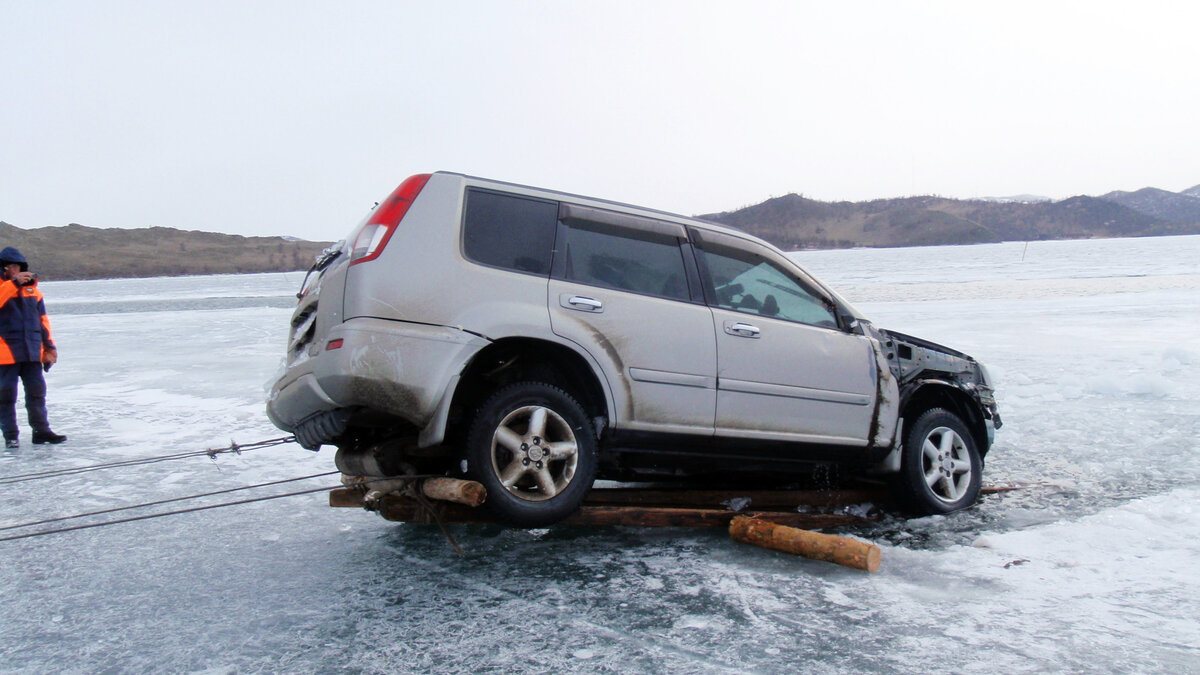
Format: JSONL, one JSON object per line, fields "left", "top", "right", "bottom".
{"left": 349, "top": 173, "right": 432, "bottom": 265}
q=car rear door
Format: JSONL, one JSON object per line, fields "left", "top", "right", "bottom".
{"left": 693, "top": 229, "right": 877, "bottom": 445}
{"left": 548, "top": 204, "right": 716, "bottom": 435}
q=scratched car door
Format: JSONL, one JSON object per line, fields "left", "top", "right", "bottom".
{"left": 548, "top": 204, "right": 717, "bottom": 435}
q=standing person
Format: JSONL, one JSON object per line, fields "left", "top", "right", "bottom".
{"left": 0, "top": 247, "right": 65, "bottom": 448}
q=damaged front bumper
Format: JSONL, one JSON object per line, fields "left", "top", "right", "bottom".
{"left": 873, "top": 328, "right": 1002, "bottom": 462}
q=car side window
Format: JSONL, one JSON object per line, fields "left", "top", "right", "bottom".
{"left": 699, "top": 246, "right": 838, "bottom": 328}
{"left": 462, "top": 189, "right": 559, "bottom": 275}
{"left": 556, "top": 220, "right": 691, "bottom": 301}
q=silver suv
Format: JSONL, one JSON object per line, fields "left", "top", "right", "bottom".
{"left": 267, "top": 172, "right": 1001, "bottom": 526}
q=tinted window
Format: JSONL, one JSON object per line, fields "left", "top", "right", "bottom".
{"left": 557, "top": 222, "right": 690, "bottom": 301}
{"left": 699, "top": 247, "right": 837, "bottom": 328}
{"left": 463, "top": 189, "right": 558, "bottom": 275}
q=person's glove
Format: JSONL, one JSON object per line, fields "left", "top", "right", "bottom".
{"left": 42, "top": 348, "right": 57, "bottom": 372}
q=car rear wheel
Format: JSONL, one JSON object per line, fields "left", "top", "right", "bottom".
{"left": 465, "top": 382, "right": 597, "bottom": 527}
{"left": 893, "top": 408, "right": 981, "bottom": 515}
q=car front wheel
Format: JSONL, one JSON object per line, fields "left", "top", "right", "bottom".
{"left": 893, "top": 407, "right": 982, "bottom": 515}
{"left": 465, "top": 382, "right": 598, "bottom": 527}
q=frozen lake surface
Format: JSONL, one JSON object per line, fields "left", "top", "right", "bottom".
{"left": 2, "top": 236, "right": 1198, "bottom": 673}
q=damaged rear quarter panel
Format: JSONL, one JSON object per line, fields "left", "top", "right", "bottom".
{"left": 314, "top": 319, "right": 491, "bottom": 430}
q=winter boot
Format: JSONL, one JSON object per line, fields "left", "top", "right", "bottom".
{"left": 32, "top": 430, "right": 66, "bottom": 445}
{"left": 4, "top": 438, "right": 17, "bottom": 449}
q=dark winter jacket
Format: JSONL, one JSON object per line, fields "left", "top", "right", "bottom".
{"left": 0, "top": 247, "right": 54, "bottom": 365}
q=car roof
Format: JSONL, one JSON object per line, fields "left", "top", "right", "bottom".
{"left": 442, "top": 171, "right": 777, "bottom": 251}
{"left": 439, "top": 171, "right": 867, "bottom": 320}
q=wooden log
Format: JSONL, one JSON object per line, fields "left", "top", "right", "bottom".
{"left": 981, "top": 485, "right": 1024, "bottom": 494}
{"left": 377, "top": 495, "right": 492, "bottom": 524}
{"left": 329, "top": 488, "right": 366, "bottom": 508}
{"left": 729, "top": 515, "right": 881, "bottom": 572}
{"left": 421, "top": 477, "right": 487, "bottom": 507}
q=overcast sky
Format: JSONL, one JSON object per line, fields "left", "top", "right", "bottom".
{"left": 2, "top": 1, "right": 1197, "bottom": 241}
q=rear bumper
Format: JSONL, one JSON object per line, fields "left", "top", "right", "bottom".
{"left": 265, "top": 372, "right": 338, "bottom": 430}
{"left": 266, "top": 317, "right": 489, "bottom": 436}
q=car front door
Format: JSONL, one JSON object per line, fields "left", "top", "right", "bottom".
{"left": 548, "top": 205, "right": 716, "bottom": 435}
{"left": 694, "top": 230, "right": 877, "bottom": 446}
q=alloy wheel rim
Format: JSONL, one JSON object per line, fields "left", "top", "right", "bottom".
{"left": 490, "top": 405, "right": 579, "bottom": 502}
{"left": 920, "top": 426, "right": 973, "bottom": 504}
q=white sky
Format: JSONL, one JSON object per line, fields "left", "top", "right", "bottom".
{"left": 2, "top": 1, "right": 1198, "bottom": 241}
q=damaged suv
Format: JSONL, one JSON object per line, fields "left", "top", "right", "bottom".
{"left": 267, "top": 172, "right": 1001, "bottom": 526}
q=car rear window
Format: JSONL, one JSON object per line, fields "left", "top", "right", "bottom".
{"left": 463, "top": 189, "right": 559, "bottom": 275}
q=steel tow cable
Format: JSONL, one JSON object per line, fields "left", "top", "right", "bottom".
{"left": 0, "top": 432, "right": 460, "bottom": 543}
{"left": 0, "top": 468, "right": 450, "bottom": 543}
{"left": 0, "top": 471, "right": 341, "bottom": 532}
{"left": 0, "top": 484, "right": 342, "bottom": 543}
{"left": 0, "top": 436, "right": 296, "bottom": 485}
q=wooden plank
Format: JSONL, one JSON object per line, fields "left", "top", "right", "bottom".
{"left": 585, "top": 484, "right": 1020, "bottom": 505}
{"left": 335, "top": 485, "right": 886, "bottom": 514}
{"left": 338, "top": 484, "right": 1022, "bottom": 524}
{"left": 370, "top": 494, "right": 874, "bottom": 529}
{"left": 584, "top": 487, "right": 887, "bottom": 508}
{"left": 560, "top": 506, "right": 873, "bottom": 529}
{"left": 336, "top": 486, "right": 885, "bottom": 511}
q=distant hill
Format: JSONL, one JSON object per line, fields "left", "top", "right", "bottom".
{"left": 701, "top": 185, "right": 1200, "bottom": 249}
{"left": 1099, "top": 187, "right": 1200, "bottom": 223}
{"left": 6, "top": 179, "right": 1200, "bottom": 280}
{"left": 0, "top": 222, "right": 332, "bottom": 281}
{"left": 977, "top": 194, "right": 1052, "bottom": 204}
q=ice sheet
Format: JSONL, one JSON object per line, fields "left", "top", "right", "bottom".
{"left": 2, "top": 236, "right": 1198, "bottom": 673}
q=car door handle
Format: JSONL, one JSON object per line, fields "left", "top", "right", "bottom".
{"left": 564, "top": 295, "right": 604, "bottom": 312}
{"left": 724, "top": 321, "right": 760, "bottom": 338}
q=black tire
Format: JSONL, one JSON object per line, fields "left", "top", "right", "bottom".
{"left": 892, "top": 408, "right": 982, "bottom": 515}
{"left": 465, "top": 382, "right": 598, "bottom": 527}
